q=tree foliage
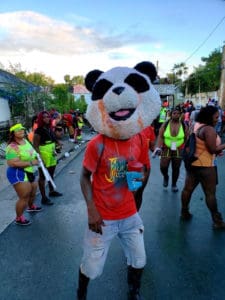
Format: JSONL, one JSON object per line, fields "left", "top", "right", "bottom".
{"left": 51, "top": 84, "right": 70, "bottom": 112}
{"left": 63, "top": 74, "right": 84, "bottom": 93}
{"left": 172, "top": 62, "right": 188, "bottom": 79}
{"left": 6, "top": 62, "right": 55, "bottom": 86}
{"left": 74, "top": 95, "right": 88, "bottom": 113}
{"left": 4, "top": 47, "right": 222, "bottom": 117}
{"left": 184, "top": 48, "right": 222, "bottom": 96}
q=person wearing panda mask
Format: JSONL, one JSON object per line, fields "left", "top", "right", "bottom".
{"left": 76, "top": 62, "right": 161, "bottom": 300}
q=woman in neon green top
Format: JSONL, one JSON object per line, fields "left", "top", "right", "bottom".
{"left": 6, "top": 123, "right": 42, "bottom": 226}
{"left": 155, "top": 106, "right": 188, "bottom": 192}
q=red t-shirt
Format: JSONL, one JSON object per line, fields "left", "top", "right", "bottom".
{"left": 140, "top": 126, "right": 155, "bottom": 162}
{"left": 63, "top": 114, "right": 73, "bottom": 126}
{"left": 83, "top": 134, "right": 150, "bottom": 220}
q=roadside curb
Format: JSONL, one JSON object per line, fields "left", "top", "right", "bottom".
{"left": 55, "top": 141, "right": 87, "bottom": 177}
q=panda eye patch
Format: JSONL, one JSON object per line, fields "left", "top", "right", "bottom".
{"left": 92, "top": 79, "right": 113, "bottom": 100}
{"left": 124, "top": 73, "right": 149, "bottom": 93}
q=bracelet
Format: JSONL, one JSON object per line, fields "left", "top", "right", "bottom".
{"left": 30, "top": 161, "right": 33, "bottom": 166}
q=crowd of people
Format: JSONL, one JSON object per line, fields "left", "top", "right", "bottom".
{"left": 5, "top": 102, "right": 225, "bottom": 229}
{"left": 152, "top": 100, "right": 225, "bottom": 229}
{"left": 4, "top": 98, "right": 225, "bottom": 299}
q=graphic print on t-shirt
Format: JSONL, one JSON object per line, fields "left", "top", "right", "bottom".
{"left": 105, "top": 157, "right": 127, "bottom": 184}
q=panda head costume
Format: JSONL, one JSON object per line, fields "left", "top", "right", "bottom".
{"left": 85, "top": 61, "right": 161, "bottom": 140}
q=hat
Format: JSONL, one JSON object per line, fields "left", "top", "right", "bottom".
{"left": 10, "top": 123, "right": 25, "bottom": 132}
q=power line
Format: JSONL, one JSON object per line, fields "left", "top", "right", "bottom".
{"left": 185, "top": 15, "right": 225, "bottom": 63}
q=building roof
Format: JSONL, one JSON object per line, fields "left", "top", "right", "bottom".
{"left": 153, "top": 84, "right": 176, "bottom": 95}
{"left": 0, "top": 69, "right": 41, "bottom": 102}
{"left": 73, "top": 84, "right": 89, "bottom": 94}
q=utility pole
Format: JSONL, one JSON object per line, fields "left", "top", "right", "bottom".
{"left": 220, "top": 45, "right": 225, "bottom": 109}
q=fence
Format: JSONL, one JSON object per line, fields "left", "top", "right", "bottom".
{"left": 185, "top": 90, "right": 219, "bottom": 106}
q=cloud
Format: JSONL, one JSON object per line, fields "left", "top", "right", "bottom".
{"left": 0, "top": 10, "right": 195, "bottom": 83}
{"left": 0, "top": 11, "right": 97, "bottom": 55}
{"left": 0, "top": 10, "right": 159, "bottom": 55}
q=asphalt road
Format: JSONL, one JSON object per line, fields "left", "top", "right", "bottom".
{"left": 1, "top": 149, "right": 225, "bottom": 300}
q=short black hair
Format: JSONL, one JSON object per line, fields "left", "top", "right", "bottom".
{"left": 196, "top": 105, "right": 218, "bottom": 126}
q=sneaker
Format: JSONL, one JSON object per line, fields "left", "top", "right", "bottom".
{"left": 49, "top": 191, "right": 63, "bottom": 197}
{"left": 15, "top": 216, "right": 31, "bottom": 226}
{"left": 41, "top": 197, "right": 54, "bottom": 205}
{"left": 27, "top": 204, "right": 43, "bottom": 212}
{"left": 171, "top": 185, "right": 179, "bottom": 192}
{"left": 163, "top": 176, "right": 169, "bottom": 187}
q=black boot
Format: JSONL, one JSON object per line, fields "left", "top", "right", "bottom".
{"left": 127, "top": 266, "right": 144, "bottom": 300}
{"left": 212, "top": 212, "right": 225, "bottom": 229}
{"left": 180, "top": 208, "right": 192, "bottom": 220}
{"left": 77, "top": 269, "right": 90, "bottom": 300}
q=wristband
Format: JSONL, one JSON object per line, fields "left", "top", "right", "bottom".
{"left": 30, "top": 161, "right": 33, "bottom": 166}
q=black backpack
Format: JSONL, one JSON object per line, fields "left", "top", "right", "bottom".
{"left": 182, "top": 125, "right": 206, "bottom": 171}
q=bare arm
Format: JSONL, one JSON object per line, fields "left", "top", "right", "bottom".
{"left": 155, "top": 124, "right": 165, "bottom": 149}
{"left": 149, "top": 140, "right": 155, "bottom": 152}
{"left": 201, "top": 126, "right": 225, "bottom": 154}
{"left": 80, "top": 166, "right": 104, "bottom": 234}
{"left": 142, "top": 165, "right": 150, "bottom": 185}
{"left": 7, "top": 157, "right": 39, "bottom": 168}
{"left": 32, "top": 133, "right": 41, "bottom": 154}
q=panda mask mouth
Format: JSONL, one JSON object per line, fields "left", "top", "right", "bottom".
{"left": 109, "top": 108, "right": 135, "bottom": 121}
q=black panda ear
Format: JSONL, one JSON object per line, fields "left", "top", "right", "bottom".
{"left": 85, "top": 70, "right": 103, "bottom": 92}
{"left": 134, "top": 61, "right": 157, "bottom": 83}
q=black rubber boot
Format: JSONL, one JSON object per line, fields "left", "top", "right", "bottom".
{"left": 127, "top": 266, "right": 144, "bottom": 300}
{"left": 212, "top": 212, "right": 225, "bottom": 229}
{"left": 180, "top": 208, "right": 192, "bottom": 221}
{"left": 77, "top": 269, "right": 90, "bottom": 300}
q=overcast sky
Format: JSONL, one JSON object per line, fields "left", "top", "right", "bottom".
{"left": 0, "top": 0, "right": 225, "bottom": 83}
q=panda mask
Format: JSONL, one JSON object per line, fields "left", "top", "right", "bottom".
{"left": 85, "top": 61, "right": 161, "bottom": 140}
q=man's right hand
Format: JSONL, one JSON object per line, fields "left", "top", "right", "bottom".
{"left": 87, "top": 202, "right": 105, "bottom": 235}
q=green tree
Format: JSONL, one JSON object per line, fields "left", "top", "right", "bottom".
{"left": 184, "top": 48, "right": 222, "bottom": 96}
{"left": 200, "top": 48, "right": 222, "bottom": 91}
{"left": 165, "top": 72, "right": 179, "bottom": 84}
{"left": 51, "top": 84, "right": 78, "bottom": 112}
{"left": 72, "top": 75, "right": 84, "bottom": 85}
{"left": 74, "top": 95, "right": 88, "bottom": 113}
{"left": 172, "top": 62, "right": 188, "bottom": 79}
{"left": 64, "top": 74, "right": 85, "bottom": 93}
{"left": 7, "top": 63, "right": 55, "bottom": 86}
{"left": 25, "top": 72, "right": 54, "bottom": 87}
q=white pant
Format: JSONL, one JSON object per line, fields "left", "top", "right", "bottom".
{"left": 80, "top": 213, "right": 146, "bottom": 279}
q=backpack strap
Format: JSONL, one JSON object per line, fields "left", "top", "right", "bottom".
{"left": 97, "top": 133, "right": 145, "bottom": 169}
{"left": 96, "top": 134, "right": 105, "bottom": 169}
{"left": 195, "top": 125, "right": 207, "bottom": 139}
